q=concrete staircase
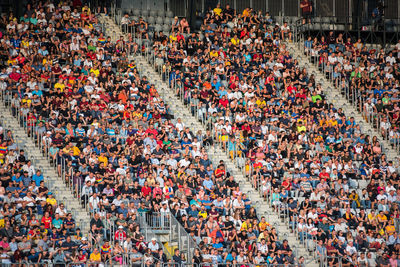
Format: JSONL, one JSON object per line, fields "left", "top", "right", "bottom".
{"left": 99, "top": 14, "right": 319, "bottom": 265}
{"left": 0, "top": 101, "right": 90, "bottom": 235}
{"left": 287, "top": 42, "right": 399, "bottom": 163}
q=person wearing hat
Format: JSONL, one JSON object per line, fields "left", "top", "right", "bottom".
{"left": 148, "top": 237, "right": 159, "bottom": 253}
{"left": 114, "top": 225, "right": 127, "bottom": 243}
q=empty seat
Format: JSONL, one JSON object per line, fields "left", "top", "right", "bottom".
{"left": 141, "top": 9, "right": 149, "bottom": 17}
{"left": 158, "top": 10, "right": 166, "bottom": 17}
{"left": 156, "top": 16, "right": 164, "bottom": 25}
{"left": 131, "top": 15, "right": 138, "bottom": 22}
{"left": 166, "top": 10, "right": 174, "bottom": 18}
{"left": 313, "top": 17, "right": 321, "bottom": 23}
{"left": 154, "top": 24, "right": 162, "bottom": 33}
{"left": 322, "top": 17, "right": 331, "bottom": 24}
{"left": 162, "top": 24, "right": 171, "bottom": 33}
{"left": 336, "top": 24, "right": 345, "bottom": 31}
{"left": 149, "top": 10, "right": 157, "bottom": 17}
{"left": 165, "top": 17, "right": 174, "bottom": 25}
{"left": 147, "top": 16, "right": 155, "bottom": 25}
{"left": 133, "top": 9, "right": 140, "bottom": 17}
{"left": 312, "top": 23, "right": 321, "bottom": 30}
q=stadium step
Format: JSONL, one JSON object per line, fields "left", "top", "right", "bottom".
{"left": 0, "top": 102, "right": 91, "bottom": 236}
{"left": 287, "top": 42, "right": 399, "bottom": 164}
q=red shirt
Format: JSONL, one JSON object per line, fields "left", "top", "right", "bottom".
{"left": 141, "top": 186, "right": 152, "bottom": 197}
{"left": 219, "top": 98, "right": 228, "bottom": 108}
{"left": 41, "top": 216, "right": 52, "bottom": 229}
{"left": 287, "top": 85, "right": 297, "bottom": 95}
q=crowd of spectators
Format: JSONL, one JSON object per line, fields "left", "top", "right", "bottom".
{"left": 0, "top": 0, "right": 168, "bottom": 265}
{"left": 151, "top": 3, "right": 400, "bottom": 267}
{"left": 2, "top": 0, "right": 400, "bottom": 266}
{"left": 0, "top": 119, "right": 84, "bottom": 264}
{"left": 304, "top": 34, "right": 400, "bottom": 150}
{"left": 0, "top": 0, "right": 305, "bottom": 266}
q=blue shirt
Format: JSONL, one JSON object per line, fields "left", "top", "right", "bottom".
{"left": 32, "top": 89, "right": 43, "bottom": 97}
{"left": 32, "top": 174, "right": 44, "bottom": 186}
{"left": 203, "top": 179, "right": 214, "bottom": 190}
{"left": 52, "top": 218, "right": 63, "bottom": 229}
{"left": 12, "top": 175, "right": 23, "bottom": 183}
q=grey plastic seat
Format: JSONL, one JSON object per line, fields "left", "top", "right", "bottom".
{"left": 149, "top": 10, "right": 157, "bottom": 17}
{"left": 166, "top": 10, "right": 174, "bottom": 18}
{"left": 141, "top": 9, "right": 149, "bottom": 17}
{"left": 292, "top": 17, "right": 301, "bottom": 25}
{"left": 131, "top": 15, "right": 139, "bottom": 22}
{"left": 154, "top": 24, "right": 162, "bottom": 33}
{"left": 156, "top": 16, "right": 164, "bottom": 25}
{"left": 162, "top": 24, "right": 171, "bottom": 33}
{"left": 313, "top": 17, "right": 321, "bottom": 23}
{"left": 133, "top": 9, "right": 140, "bottom": 17}
{"left": 158, "top": 10, "right": 166, "bottom": 17}
{"left": 336, "top": 24, "right": 345, "bottom": 31}
{"left": 287, "top": 16, "right": 295, "bottom": 24}
{"left": 147, "top": 16, "right": 155, "bottom": 25}
{"left": 322, "top": 17, "right": 331, "bottom": 24}
{"left": 166, "top": 17, "right": 174, "bottom": 25}
{"left": 312, "top": 23, "right": 321, "bottom": 30}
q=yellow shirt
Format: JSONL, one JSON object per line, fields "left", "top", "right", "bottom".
{"left": 327, "top": 119, "right": 338, "bottom": 127}
{"left": 210, "top": 51, "right": 218, "bottom": 58}
{"left": 82, "top": 7, "right": 91, "bottom": 14}
{"left": 240, "top": 221, "right": 252, "bottom": 231}
{"left": 213, "top": 7, "right": 222, "bottom": 16}
{"left": 21, "top": 40, "right": 30, "bottom": 48}
{"left": 7, "top": 59, "right": 17, "bottom": 66}
{"left": 21, "top": 98, "right": 32, "bottom": 107}
{"left": 90, "top": 68, "right": 100, "bottom": 77}
{"left": 98, "top": 155, "right": 108, "bottom": 166}
{"left": 259, "top": 221, "right": 270, "bottom": 232}
{"left": 54, "top": 82, "right": 65, "bottom": 92}
{"left": 368, "top": 213, "right": 376, "bottom": 221}
{"left": 256, "top": 99, "right": 266, "bottom": 108}
{"left": 231, "top": 38, "right": 239, "bottom": 46}
{"left": 377, "top": 214, "right": 387, "bottom": 222}
{"left": 72, "top": 146, "right": 81, "bottom": 156}
{"left": 169, "top": 35, "right": 177, "bottom": 43}
{"left": 46, "top": 197, "right": 57, "bottom": 206}
{"left": 198, "top": 210, "right": 207, "bottom": 219}
{"left": 386, "top": 224, "right": 395, "bottom": 235}
{"left": 131, "top": 111, "right": 142, "bottom": 119}
{"left": 90, "top": 252, "right": 101, "bottom": 262}
{"left": 297, "top": 125, "right": 306, "bottom": 133}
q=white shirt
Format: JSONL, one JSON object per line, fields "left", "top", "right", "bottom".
{"left": 148, "top": 242, "right": 159, "bottom": 251}
{"left": 89, "top": 196, "right": 100, "bottom": 210}
{"left": 176, "top": 122, "right": 185, "bottom": 132}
